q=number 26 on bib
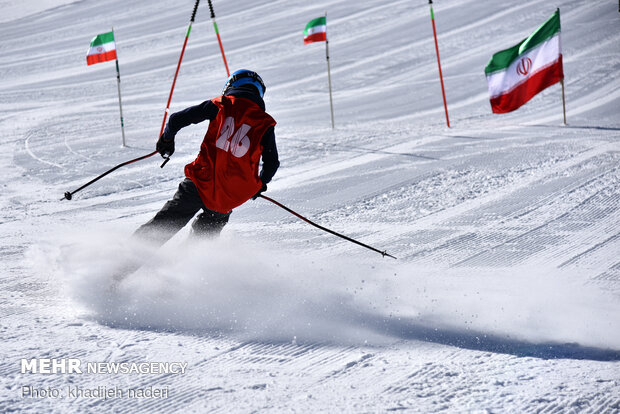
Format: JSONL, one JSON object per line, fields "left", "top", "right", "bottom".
{"left": 216, "top": 116, "right": 251, "bottom": 158}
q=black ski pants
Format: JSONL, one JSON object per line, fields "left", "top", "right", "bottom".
{"left": 133, "top": 178, "right": 230, "bottom": 246}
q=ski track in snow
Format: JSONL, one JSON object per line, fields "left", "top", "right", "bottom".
{"left": 1, "top": 0, "right": 619, "bottom": 412}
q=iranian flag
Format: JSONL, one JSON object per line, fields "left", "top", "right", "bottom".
{"left": 86, "top": 32, "right": 117, "bottom": 66}
{"left": 304, "top": 16, "right": 327, "bottom": 44}
{"left": 485, "top": 9, "right": 563, "bottom": 114}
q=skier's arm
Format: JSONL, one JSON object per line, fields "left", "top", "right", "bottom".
{"left": 164, "top": 100, "right": 219, "bottom": 138}
{"left": 259, "top": 126, "right": 279, "bottom": 184}
{"left": 157, "top": 101, "right": 219, "bottom": 157}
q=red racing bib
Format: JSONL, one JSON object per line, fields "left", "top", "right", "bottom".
{"left": 185, "top": 95, "right": 276, "bottom": 213}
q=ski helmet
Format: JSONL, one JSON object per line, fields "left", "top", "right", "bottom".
{"left": 222, "top": 69, "right": 266, "bottom": 98}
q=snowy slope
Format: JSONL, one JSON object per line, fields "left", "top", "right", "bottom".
{"left": 1, "top": 0, "right": 619, "bottom": 412}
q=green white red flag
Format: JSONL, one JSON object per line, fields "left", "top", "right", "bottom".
{"left": 86, "top": 32, "right": 117, "bottom": 66}
{"left": 304, "top": 16, "right": 327, "bottom": 44}
{"left": 485, "top": 9, "right": 563, "bottom": 113}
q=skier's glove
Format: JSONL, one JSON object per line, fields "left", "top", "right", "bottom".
{"left": 252, "top": 182, "right": 267, "bottom": 200}
{"left": 156, "top": 132, "right": 175, "bottom": 157}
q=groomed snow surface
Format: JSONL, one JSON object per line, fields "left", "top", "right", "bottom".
{"left": 1, "top": 0, "right": 619, "bottom": 412}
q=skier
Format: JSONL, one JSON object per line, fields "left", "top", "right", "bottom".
{"left": 133, "top": 69, "right": 279, "bottom": 246}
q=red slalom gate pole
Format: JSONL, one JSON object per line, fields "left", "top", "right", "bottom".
{"left": 429, "top": 0, "right": 450, "bottom": 128}
{"left": 208, "top": 0, "right": 230, "bottom": 76}
{"left": 159, "top": 0, "right": 201, "bottom": 136}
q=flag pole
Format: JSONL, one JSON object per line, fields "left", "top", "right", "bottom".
{"left": 428, "top": 0, "right": 450, "bottom": 128}
{"left": 561, "top": 78, "right": 567, "bottom": 125}
{"left": 325, "top": 11, "right": 335, "bottom": 129}
{"left": 558, "top": 7, "right": 566, "bottom": 126}
{"left": 159, "top": 0, "right": 201, "bottom": 137}
{"left": 112, "top": 27, "right": 126, "bottom": 147}
{"left": 208, "top": 0, "right": 230, "bottom": 76}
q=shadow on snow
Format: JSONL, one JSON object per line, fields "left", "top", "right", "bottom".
{"left": 356, "top": 311, "right": 620, "bottom": 362}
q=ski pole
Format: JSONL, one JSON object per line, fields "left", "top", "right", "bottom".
{"left": 61, "top": 151, "right": 170, "bottom": 200}
{"left": 259, "top": 194, "right": 397, "bottom": 259}
{"left": 159, "top": 0, "right": 201, "bottom": 136}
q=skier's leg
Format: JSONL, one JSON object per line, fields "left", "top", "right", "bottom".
{"left": 133, "top": 179, "right": 205, "bottom": 246}
{"left": 190, "top": 208, "right": 231, "bottom": 238}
